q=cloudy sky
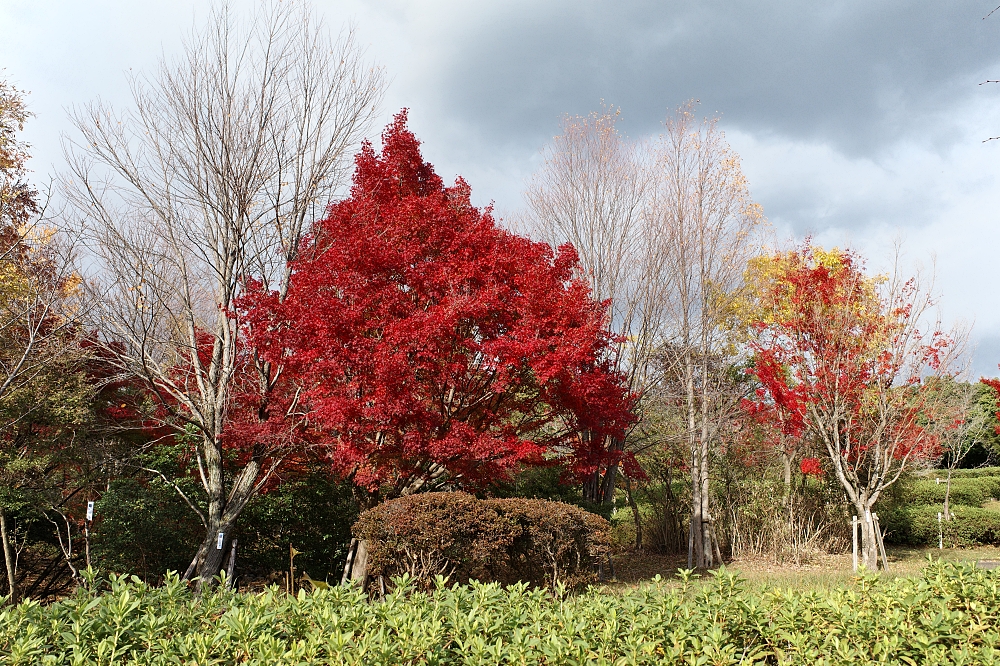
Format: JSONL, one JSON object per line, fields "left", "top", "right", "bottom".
{"left": 3, "top": 0, "right": 1000, "bottom": 373}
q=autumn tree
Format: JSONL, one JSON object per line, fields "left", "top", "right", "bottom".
{"left": 743, "top": 245, "right": 962, "bottom": 569}
{"left": 63, "top": 1, "right": 385, "bottom": 587}
{"left": 524, "top": 109, "right": 665, "bottom": 508}
{"left": 921, "top": 377, "right": 981, "bottom": 521}
{"left": 652, "top": 105, "right": 765, "bottom": 568}
{"left": 241, "top": 111, "right": 634, "bottom": 508}
{"left": 0, "top": 80, "right": 91, "bottom": 603}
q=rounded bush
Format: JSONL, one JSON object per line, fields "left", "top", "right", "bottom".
{"left": 353, "top": 492, "right": 611, "bottom": 590}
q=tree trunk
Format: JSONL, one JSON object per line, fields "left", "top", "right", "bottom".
{"left": 341, "top": 538, "right": 370, "bottom": 587}
{"left": 686, "top": 346, "right": 716, "bottom": 569}
{"left": 188, "top": 443, "right": 262, "bottom": 589}
{"left": 623, "top": 474, "right": 642, "bottom": 550}
{"left": 582, "top": 436, "right": 623, "bottom": 507}
{"left": 700, "top": 457, "right": 713, "bottom": 567}
{"left": 854, "top": 503, "right": 880, "bottom": 570}
{"left": 685, "top": 351, "right": 705, "bottom": 568}
{"left": 944, "top": 467, "right": 953, "bottom": 521}
{"left": 781, "top": 451, "right": 792, "bottom": 509}
{"left": 0, "top": 510, "right": 17, "bottom": 603}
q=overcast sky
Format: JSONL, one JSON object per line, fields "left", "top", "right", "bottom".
{"left": 3, "top": 0, "right": 1000, "bottom": 374}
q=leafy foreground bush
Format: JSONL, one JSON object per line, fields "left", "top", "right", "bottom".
{"left": 354, "top": 492, "right": 611, "bottom": 590}
{"left": 4, "top": 561, "right": 1000, "bottom": 665}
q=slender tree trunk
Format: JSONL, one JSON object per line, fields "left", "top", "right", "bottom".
{"left": 781, "top": 452, "right": 792, "bottom": 509}
{"left": 700, "top": 444, "right": 712, "bottom": 566}
{"left": 686, "top": 352, "right": 705, "bottom": 568}
{"left": 0, "top": 510, "right": 18, "bottom": 603}
{"left": 850, "top": 499, "right": 880, "bottom": 570}
{"left": 582, "top": 436, "right": 622, "bottom": 506}
{"left": 944, "top": 466, "right": 953, "bottom": 521}
{"left": 698, "top": 345, "right": 715, "bottom": 568}
{"left": 624, "top": 474, "right": 642, "bottom": 550}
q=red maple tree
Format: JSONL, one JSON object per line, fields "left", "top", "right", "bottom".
{"left": 742, "top": 244, "right": 955, "bottom": 569}
{"left": 240, "top": 111, "right": 634, "bottom": 505}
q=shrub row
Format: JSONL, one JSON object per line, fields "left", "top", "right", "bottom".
{"left": 902, "top": 476, "right": 1000, "bottom": 507}
{"left": 4, "top": 562, "right": 1000, "bottom": 665}
{"left": 353, "top": 492, "right": 610, "bottom": 590}
{"left": 884, "top": 504, "right": 1000, "bottom": 547}
{"left": 930, "top": 467, "right": 1000, "bottom": 479}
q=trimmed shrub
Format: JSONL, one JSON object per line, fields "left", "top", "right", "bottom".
{"left": 353, "top": 492, "right": 611, "bottom": 590}
{"left": 884, "top": 504, "right": 1000, "bottom": 547}
{"left": 902, "top": 477, "right": 1000, "bottom": 507}
{"left": 493, "top": 497, "right": 612, "bottom": 588}
{"left": 354, "top": 493, "right": 517, "bottom": 587}
{"left": 935, "top": 467, "right": 1000, "bottom": 479}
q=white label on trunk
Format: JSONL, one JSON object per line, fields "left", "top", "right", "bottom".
{"left": 217, "top": 532, "right": 225, "bottom": 549}
{"left": 86, "top": 501, "right": 94, "bottom": 521}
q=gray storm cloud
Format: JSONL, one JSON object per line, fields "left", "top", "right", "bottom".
{"left": 434, "top": 1, "right": 1000, "bottom": 155}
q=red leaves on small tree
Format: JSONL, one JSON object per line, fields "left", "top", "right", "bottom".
{"left": 742, "top": 245, "right": 946, "bottom": 469}
{"left": 741, "top": 244, "right": 955, "bottom": 567}
{"left": 240, "top": 111, "right": 633, "bottom": 501}
{"left": 799, "top": 457, "right": 823, "bottom": 477}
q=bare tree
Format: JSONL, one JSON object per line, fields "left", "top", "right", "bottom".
{"left": 922, "top": 378, "right": 982, "bottom": 522}
{"left": 62, "top": 0, "right": 384, "bottom": 587}
{"left": 651, "top": 104, "right": 765, "bottom": 569}
{"left": 524, "top": 108, "right": 669, "bottom": 508}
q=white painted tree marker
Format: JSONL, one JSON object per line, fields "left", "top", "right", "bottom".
{"left": 86, "top": 501, "right": 94, "bottom": 521}
{"left": 217, "top": 532, "right": 225, "bottom": 549}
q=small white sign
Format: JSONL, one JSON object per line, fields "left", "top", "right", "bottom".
{"left": 217, "top": 532, "right": 225, "bottom": 549}
{"left": 86, "top": 501, "right": 94, "bottom": 521}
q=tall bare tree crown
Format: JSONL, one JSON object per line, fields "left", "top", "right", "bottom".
{"left": 60, "top": 0, "right": 386, "bottom": 585}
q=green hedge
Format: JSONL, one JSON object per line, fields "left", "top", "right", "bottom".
{"left": 931, "top": 467, "right": 1000, "bottom": 479}
{"left": 884, "top": 504, "right": 1000, "bottom": 547}
{"left": 4, "top": 563, "right": 1000, "bottom": 665}
{"left": 902, "top": 477, "right": 1000, "bottom": 507}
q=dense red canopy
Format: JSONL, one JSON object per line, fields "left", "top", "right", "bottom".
{"left": 239, "top": 111, "right": 633, "bottom": 497}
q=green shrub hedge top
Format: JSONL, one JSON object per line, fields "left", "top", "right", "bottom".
{"left": 884, "top": 504, "right": 1000, "bottom": 547}
{"left": 926, "top": 467, "right": 1000, "bottom": 479}
{"left": 903, "top": 477, "right": 1000, "bottom": 507}
{"left": 4, "top": 562, "right": 1000, "bottom": 665}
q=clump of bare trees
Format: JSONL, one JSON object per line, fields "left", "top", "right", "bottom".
{"left": 524, "top": 103, "right": 765, "bottom": 568}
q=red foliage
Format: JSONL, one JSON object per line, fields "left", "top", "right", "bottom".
{"left": 799, "top": 457, "right": 823, "bottom": 477}
{"left": 982, "top": 376, "right": 1000, "bottom": 437}
{"left": 240, "top": 111, "right": 634, "bottom": 496}
{"left": 743, "top": 245, "right": 945, "bottom": 477}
